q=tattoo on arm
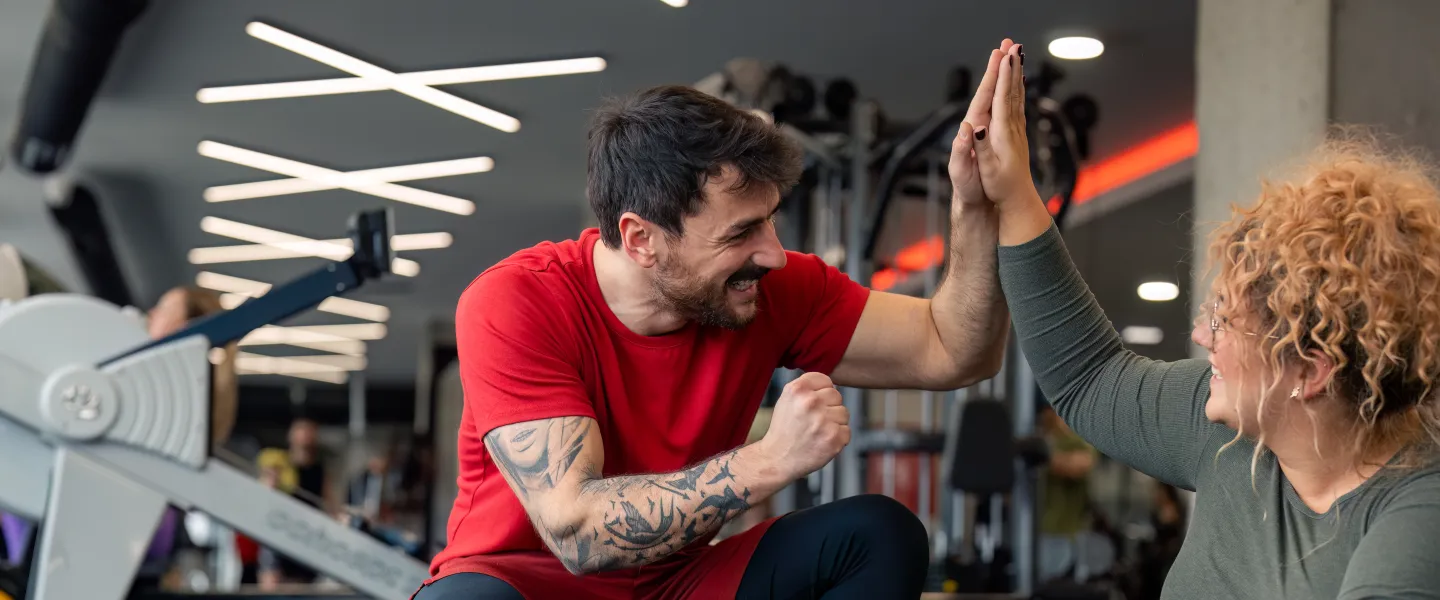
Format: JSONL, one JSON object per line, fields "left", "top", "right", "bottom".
{"left": 575, "top": 449, "right": 752, "bottom": 570}
{"left": 487, "top": 420, "right": 754, "bottom": 575}
{"left": 485, "top": 417, "right": 590, "bottom": 500}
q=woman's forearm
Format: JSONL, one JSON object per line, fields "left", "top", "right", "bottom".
{"left": 997, "top": 190, "right": 1055, "bottom": 247}
{"left": 995, "top": 211, "right": 1215, "bottom": 489}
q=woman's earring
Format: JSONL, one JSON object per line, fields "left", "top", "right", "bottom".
{"left": 1290, "top": 386, "right": 1301, "bottom": 399}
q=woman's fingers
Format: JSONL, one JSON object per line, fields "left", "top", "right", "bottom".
{"left": 991, "top": 48, "right": 1014, "bottom": 131}
{"left": 1011, "top": 44, "right": 1026, "bottom": 135}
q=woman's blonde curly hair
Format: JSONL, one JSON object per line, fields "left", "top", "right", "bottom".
{"left": 1208, "top": 132, "right": 1440, "bottom": 472}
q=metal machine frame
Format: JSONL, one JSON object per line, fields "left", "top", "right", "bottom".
{"left": 0, "top": 210, "right": 429, "bottom": 600}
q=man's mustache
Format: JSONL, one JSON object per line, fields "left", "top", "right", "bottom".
{"left": 726, "top": 265, "right": 771, "bottom": 284}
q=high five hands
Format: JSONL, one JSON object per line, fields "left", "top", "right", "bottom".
{"left": 948, "top": 39, "right": 1040, "bottom": 212}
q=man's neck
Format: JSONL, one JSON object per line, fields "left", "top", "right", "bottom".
{"left": 592, "top": 241, "right": 688, "bottom": 336}
{"left": 1271, "top": 407, "right": 1402, "bottom": 513}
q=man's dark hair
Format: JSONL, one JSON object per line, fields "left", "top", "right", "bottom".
{"left": 587, "top": 85, "right": 804, "bottom": 249}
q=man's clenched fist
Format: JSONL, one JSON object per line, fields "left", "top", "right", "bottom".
{"left": 758, "top": 372, "right": 851, "bottom": 480}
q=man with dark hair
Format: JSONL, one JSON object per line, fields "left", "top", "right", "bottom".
{"left": 423, "top": 48, "right": 1015, "bottom": 600}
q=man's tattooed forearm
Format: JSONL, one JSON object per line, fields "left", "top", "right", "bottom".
{"left": 546, "top": 450, "right": 752, "bottom": 573}
{"left": 485, "top": 417, "right": 590, "bottom": 498}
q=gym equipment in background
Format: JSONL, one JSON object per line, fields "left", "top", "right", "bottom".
{"left": 698, "top": 54, "right": 1103, "bottom": 597}
{"left": 44, "top": 182, "right": 136, "bottom": 308}
{"left": 0, "top": 246, "right": 28, "bottom": 302}
{"left": 0, "top": 244, "right": 68, "bottom": 302}
{"left": 0, "top": 209, "right": 428, "bottom": 600}
{"left": 9, "top": 0, "right": 150, "bottom": 174}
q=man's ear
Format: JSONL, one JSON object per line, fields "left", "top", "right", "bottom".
{"left": 618, "top": 212, "right": 660, "bottom": 268}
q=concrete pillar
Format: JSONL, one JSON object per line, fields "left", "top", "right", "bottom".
{"left": 1193, "top": 0, "right": 1331, "bottom": 335}
{"left": 1196, "top": 0, "right": 1440, "bottom": 318}
{"left": 1330, "top": 0, "right": 1440, "bottom": 150}
{"left": 1193, "top": 0, "right": 1331, "bottom": 525}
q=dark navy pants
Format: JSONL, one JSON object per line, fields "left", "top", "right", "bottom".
{"left": 414, "top": 494, "right": 930, "bottom": 599}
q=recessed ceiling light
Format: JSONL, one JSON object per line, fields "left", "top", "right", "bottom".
{"left": 661, "top": 0, "right": 688, "bottom": 6}
{"left": 1137, "top": 281, "right": 1179, "bottom": 302}
{"left": 1048, "top": 36, "right": 1105, "bottom": 60}
{"left": 197, "top": 57, "right": 606, "bottom": 104}
{"left": 1121, "top": 326, "right": 1165, "bottom": 345}
{"left": 198, "top": 141, "right": 476, "bottom": 216}
{"left": 204, "top": 157, "right": 492, "bottom": 204}
{"left": 244, "top": 22, "right": 521, "bottom": 132}
{"left": 198, "top": 216, "right": 422, "bottom": 277}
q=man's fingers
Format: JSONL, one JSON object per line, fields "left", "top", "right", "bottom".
{"left": 815, "top": 387, "right": 843, "bottom": 407}
{"left": 951, "top": 121, "right": 975, "bottom": 159}
{"left": 963, "top": 49, "right": 1005, "bottom": 124}
{"left": 950, "top": 121, "right": 978, "bottom": 193}
{"left": 790, "top": 371, "right": 835, "bottom": 392}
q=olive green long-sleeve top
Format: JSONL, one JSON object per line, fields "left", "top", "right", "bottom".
{"left": 998, "top": 224, "right": 1440, "bottom": 599}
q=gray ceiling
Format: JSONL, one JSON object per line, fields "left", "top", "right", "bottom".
{"left": 0, "top": 0, "right": 1198, "bottom": 384}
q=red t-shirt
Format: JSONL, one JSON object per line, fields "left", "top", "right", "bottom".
{"left": 427, "top": 228, "right": 870, "bottom": 599}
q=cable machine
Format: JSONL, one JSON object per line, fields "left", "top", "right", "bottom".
{"left": 696, "top": 56, "right": 1100, "bottom": 597}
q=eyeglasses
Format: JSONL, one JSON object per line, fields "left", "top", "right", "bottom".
{"left": 1208, "top": 301, "right": 1280, "bottom": 339}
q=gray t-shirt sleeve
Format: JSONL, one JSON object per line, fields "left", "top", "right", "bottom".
{"left": 997, "top": 223, "right": 1216, "bottom": 490}
{"left": 1338, "top": 475, "right": 1440, "bottom": 599}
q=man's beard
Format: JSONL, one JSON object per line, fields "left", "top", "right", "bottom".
{"left": 654, "top": 254, "right": 770, "bottom": 330}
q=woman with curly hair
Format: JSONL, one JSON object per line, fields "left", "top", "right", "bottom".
{"left": 959, "top": 41, "right": 1440, "bottom": 598}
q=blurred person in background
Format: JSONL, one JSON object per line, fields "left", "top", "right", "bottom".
{"left": 1134, "top": 482, "right": 1186, "bottom": 600}
{"left": 255, "top": 417, "right": 337, "bottom": 589}
{"left": 1037, "top": 405, "right": 1098, "bottom": 583}
{"left": 285, "top": 418, "right": 333, "bottom": 511}
{"left": 1039, "top": 405, "right": 1097, "bottom": 539}
{"left": 146, "top": 286, "right": 239, "bottom": 449}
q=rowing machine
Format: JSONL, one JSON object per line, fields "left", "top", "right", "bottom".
{"left": 0, "top": 209, "right": 428, "bottom": 600}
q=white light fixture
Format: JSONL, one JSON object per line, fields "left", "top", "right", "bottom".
{"left": 239, "top": 325, "right": 367, "bottom": 355}
{"left": 199, "top": 216, "right": 421, "bottom": 277}
{"left": 198, "top": 141, "right": 475, "bottom": 216}
{"left": 282, "top": 323, "right": 388, "bottom": 341}
{"left": 198, "top": 57, "right": 606, "bottom": 104}
{"left": 204, "top": 157, "right": 492, "bottom": 203}
{"left": 1137, "top": 281, "right": 1180, "bottom": 302}
{"left": 661, "top": 0, "right": 688, "bottom": 6}
{"left": 242, "top": 337, "right": 365, "bottom": 356}
{"left": 1121, "top": 326, "right": 1165, "bottom": 346}
{"left": 243, "top": 22, "right": 521, "bottom": 133}
{"left": 198, "top": 271, "right": 270, "bottom": 295}
{"left": 189, "top": 232, "right": 452, "bottom": 264}
{"left": 1048, "top": 36, "right": 1105, "bottom": 60}
{"left": 237, "top": 366, "right": 349, "bottom": 385}
{"left": 201, "top": 272, "right": 391, "bottom": 322}
{"left": 217, "top": 293, "right": 247, "bottom": 310}
{"left": 237, "top": 352, "right": 367, "bottom": 373}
